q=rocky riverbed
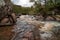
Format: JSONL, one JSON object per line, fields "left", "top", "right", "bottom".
{"left": 11, "top": 15, "right": 60, "bottom": 40}
{"left": 0, "top": 15, "right": 60, "bottom": 40}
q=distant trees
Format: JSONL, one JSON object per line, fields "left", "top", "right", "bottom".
{"left": 45, "top": 0, "right": 60, "bottom": 15}
{"left": 12, "top": 0, "right": 60, "bottom": 15}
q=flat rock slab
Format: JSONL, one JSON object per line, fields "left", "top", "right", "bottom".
{"left": 11, "top": 18, "right": 40, "bottom": 40}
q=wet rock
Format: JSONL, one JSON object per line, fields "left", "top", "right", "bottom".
{"left": 51, "top": 26, "right": 60, "bottom": 40}
{"left": 35, "top": 16, "right": 44, "bottom": 21}
{"left": 11, "top": 16, "right": 40, "bottom": 40}
{"left": 19, "top": 15, "right": 36, "bottom": 21}
{"left": 40, "top": 23, "right": 54, "bottom": 32}
{"left": 39, "top": 23, "right": 53, "bottom": 40}
{"left": 56, "top": 18, "right": 60, "bottom": 22}
{"left": 39, "top": 22, "right": 60, "bottom": 40}
{"left": 12, "top": 15, "right": 60, "bottom": 40}
{"left": 45, "top": 16, "right": 55, "bottom": 21}
{"left": 40, "top": 32, "right": 53, "bottom": 40}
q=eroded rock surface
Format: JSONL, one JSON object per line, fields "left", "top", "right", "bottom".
{"left": 11, "top": 15, "right": 40, "bottom": 40}
{"left": 11, "top": 15, "right": 60, "bottom": 40}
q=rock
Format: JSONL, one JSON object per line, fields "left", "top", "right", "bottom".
{"left": 40, "top": 32, "right": 52, "bottom": 40}
{"left": 51, "top": 26, "right": 60, "bottom": 40}
{"left": 40, "top": 23, "right": 54, "bottom": 32}
{"left": 39, "top": 23, "right": 54, "bottom": 40}
{"left": 12, "top": 15, "right": 60, "bottom": 40}
{"left": 0, "top": 4, "right": 16, "bottom": 25}
{"left": 56, "top": 18, "right": 60, "bottom": 22}
{"left": 0, "top": 0, "right": 5, "bottom": 6}
{"left": 39, "top": 22, "right": 60, "bottom": 40}
{"left": 35, "top": 15, "right": 44, "bottom": 21}
{"left": 22, "top": 38, "right": 28, "bottom": 40}
{"left": 46, "top": 16, "right": 55, "bottom": 21}
{"left": 1, "top": 18, "right": 9, "bottom": 23}
{"left": 11, "top": 15, "right": 41, "bottom": 40}
{"left": 11, "top": 13, "right": 17, "bottom": 23}
{"left": 19, "top": 15, "right": 36, "bottom": 21}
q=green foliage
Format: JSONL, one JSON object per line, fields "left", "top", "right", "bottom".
{"left": 12, "top": 5, "right": 22, "bottom": 13}
{"left": 12, "top": 5, "right": 36, "bottom": 15}
{"left": 35, "top": 4, "right": 41, "bottom": 13}
{"left": 12, "top": 0, "right": 60, "bottom": 15}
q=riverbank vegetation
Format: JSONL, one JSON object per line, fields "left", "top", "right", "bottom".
{"left": 11, "top": 0, "right": 60, "bottom": 21}
{"left": 12, "top": 0, "right": 60, "bottom": 15}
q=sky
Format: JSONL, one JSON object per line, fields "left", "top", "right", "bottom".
{"left": 11, "top": 0, "right": 35, "bottom": 7}
{"left": 11, "top": 0, "right": 45, "bottom": 7}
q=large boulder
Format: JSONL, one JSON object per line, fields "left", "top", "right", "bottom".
{"left": 1, "top": 18, "right": 9, "bottom": 24}
{"left": 0, "top": 0, "right": 5, "bottom": 7}
{"left": 0, "top": 0, "right": 16, "bottom": 25}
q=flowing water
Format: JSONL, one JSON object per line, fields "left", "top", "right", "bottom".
{"left": 39, "top": 21, "right": 60, "bottom": 40}
{"left": 11, "top": 15, "right": 60, "bottom": 40}
{"left": 11, "top": 15, "right": 40, "bottom": 40}
{"left": 40, "top": 21, "right": 60, "bottom": 26}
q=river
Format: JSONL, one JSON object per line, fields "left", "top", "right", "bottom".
{"left": 11, "top": 15, "right": 60, "bottom": 40}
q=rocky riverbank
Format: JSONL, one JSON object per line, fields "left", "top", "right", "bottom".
{"left": 11, "top": 15, "right": 60, "bottom": 40}
{"left": 0, "top": 15, "right": 60, "bottom": 40}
